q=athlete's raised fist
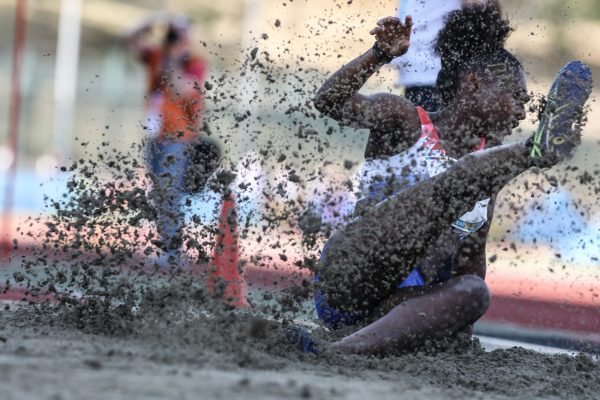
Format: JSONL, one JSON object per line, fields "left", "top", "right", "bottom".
{"left": 369, "top": 16, "right": 412, "bottom": 58}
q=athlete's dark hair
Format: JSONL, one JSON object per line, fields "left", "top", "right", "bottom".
{"left": 164, "top": 25, "right": 181, "bottom": 46}
{"left": 434, "top": 2, "right": 521, "bottom": 105}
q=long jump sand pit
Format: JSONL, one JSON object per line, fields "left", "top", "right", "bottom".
{"left": 1, "top": 296, "right": 599, "bottom": 400}
{"left": 0, "top": 151, "right": 598, "bottom": 399}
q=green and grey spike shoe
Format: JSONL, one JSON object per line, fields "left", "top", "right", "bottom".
{"left": 529, "top": 61, "right": 592, "bottom": 165}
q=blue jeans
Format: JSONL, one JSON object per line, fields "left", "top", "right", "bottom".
{"left": 147, "top": 139, "right": 191, "bottom": 257}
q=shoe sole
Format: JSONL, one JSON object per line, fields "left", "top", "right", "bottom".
{"left": 532, "top": 61, "right": 592, "bottom": 160}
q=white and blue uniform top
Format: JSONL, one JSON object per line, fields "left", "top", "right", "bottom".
{"left": 356, "top": 106, "right": 490, "bottom": 236}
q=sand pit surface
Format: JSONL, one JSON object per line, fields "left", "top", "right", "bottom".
{"left": 1, "top": 301, "right": 598, "bottom": 400}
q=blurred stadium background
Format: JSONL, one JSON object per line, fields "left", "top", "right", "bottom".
{"left": 0, "top": 0, "right": 599, "bottom": 350}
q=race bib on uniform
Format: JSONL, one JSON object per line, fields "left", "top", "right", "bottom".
{"left": 451, "top": 198, "right": 490, "bottom": 234}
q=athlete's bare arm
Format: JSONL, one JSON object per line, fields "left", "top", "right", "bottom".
{"left": 452, "top": 229, "right": 489, "bottom": 279}
{"left": 313, "top": 17, "right": 420, "bottom": 151}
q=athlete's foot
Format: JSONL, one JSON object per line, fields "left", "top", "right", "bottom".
{"left": 529, "top": 60, "right": 592, "bottom": 167}
{"left": 287, "top": 325, "right": 320, "bottom": 354}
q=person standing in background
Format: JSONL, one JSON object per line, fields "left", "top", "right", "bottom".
{"left": 125, "top": 14, "right": 219, "bottom": 268}
{"left": 393, "top": 0, "right": 493, "bottom": 111}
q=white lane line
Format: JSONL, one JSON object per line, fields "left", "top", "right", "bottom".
{"left": 477, "top": 335, "right": 576, "bottom": 355}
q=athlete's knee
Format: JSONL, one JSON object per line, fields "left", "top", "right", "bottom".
{"left": 454, "top": 275, "right": 490, "bottom": 316}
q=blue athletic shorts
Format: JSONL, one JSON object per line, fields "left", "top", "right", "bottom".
{"left": 314, "top": 241, "right": 453, "bottom": 330}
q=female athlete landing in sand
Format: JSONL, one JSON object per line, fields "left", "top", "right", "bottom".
{"left": 299, "top": 3, "right": 592, "bottom": 354}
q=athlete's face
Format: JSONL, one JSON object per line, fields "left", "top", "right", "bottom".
{"left": 478, "top": 65, "right": 529, "bottom": 140}
{"left": 168, "top": 30, "right": 191, "bottom": 59}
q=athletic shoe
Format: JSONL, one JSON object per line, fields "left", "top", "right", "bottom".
{"left": 287, "top": 325, "right": 320, "bottom": 354}
{"left": 529, "top": 60, "right": 592, "bottom": 164}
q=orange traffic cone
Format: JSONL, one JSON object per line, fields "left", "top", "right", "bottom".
{"left": 207, "top": 194, "right": 248, "bottom": 308}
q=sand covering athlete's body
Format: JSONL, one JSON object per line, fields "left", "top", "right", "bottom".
{"left": 301, "top": 3, "right": 592, "bottom": 354}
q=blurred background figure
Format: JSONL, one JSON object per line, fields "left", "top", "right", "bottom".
{"left": 393, "top": 0, "right": 492, "bottom": 111}
{"left": 125, "top": 13, "right": 219, "bottom": 268}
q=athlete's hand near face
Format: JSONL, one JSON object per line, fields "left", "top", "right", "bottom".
{"left": 369, "top": 16, "right": 412, "bottom": 58}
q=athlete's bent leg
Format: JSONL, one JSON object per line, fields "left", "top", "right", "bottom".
{"left": 147, "top": 139, "right": 189, "bottom": 266}
{"left": 328, "top": 275, "right": 490, "bottom": 355}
